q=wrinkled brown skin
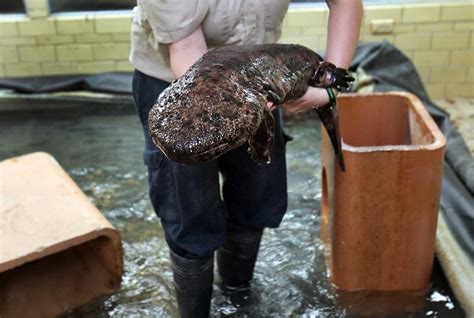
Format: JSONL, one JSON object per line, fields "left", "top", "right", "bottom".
{"left": 149, "top": 44, "right": 352, "bottom": 168}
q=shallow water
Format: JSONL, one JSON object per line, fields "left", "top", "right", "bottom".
{"left": 0, "top": 105, "right": 464, "bottom": 317}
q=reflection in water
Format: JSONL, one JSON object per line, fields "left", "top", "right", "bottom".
{"left": 0, "top": 106, "right": 462, "bottom": 317}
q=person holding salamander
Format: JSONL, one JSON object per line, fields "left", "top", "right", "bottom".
{"left": 130, "top": 1, "right": 362, "bottom": 317}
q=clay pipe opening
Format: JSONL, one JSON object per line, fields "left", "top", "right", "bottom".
{"left": 315, "top": 103, "right": 345, "bottom": 171}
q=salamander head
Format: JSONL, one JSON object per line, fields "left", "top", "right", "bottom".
{"left": 148, "top": 83, "right": 263, "bottom": 164}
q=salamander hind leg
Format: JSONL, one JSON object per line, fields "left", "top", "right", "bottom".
{"left": 247, "top": 108, "right": 275, "bottom": 164}
{"left": 310, "top": 61, "right": 354, "bottom": 90}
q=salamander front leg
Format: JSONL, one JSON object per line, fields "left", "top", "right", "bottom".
{"left": 248, "top": 107, "right": 275, "bottom": 164}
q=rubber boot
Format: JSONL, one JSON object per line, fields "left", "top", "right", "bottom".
{"left": 217, "top": 222, "right": 263, "bottom": 306}
{"left": 169, "top": 249, "right": 214, "bottom": 318}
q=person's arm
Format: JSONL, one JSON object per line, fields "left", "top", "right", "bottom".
{"left": 169, "top": 26, "right": 208, "bottom": 79}
{"left": 139, "top": 0, "right": 209, "bottom": 79}
{"left": 279, "top": 0, "right": 362, "bottom": 113}
{"left": 325, "top": 0, "right": 363, "bottom": 69}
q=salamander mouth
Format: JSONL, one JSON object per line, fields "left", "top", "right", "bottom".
{"left": 159, "top": 136, "right": 249, "bottom": 165}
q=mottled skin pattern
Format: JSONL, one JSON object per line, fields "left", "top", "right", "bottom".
{"left": 149, "top": 44, "right": 352, "bottom": 166}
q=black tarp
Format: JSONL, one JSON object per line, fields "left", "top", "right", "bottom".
{"left": 0, "top": 72, "right": 133, "bottom": 95}
{"left": 0, "top": 41, "right": 472, "bottom": 260}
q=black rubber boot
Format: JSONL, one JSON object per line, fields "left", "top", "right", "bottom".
{"left": 217, "top": 222, "right": 263, "bottom": 298}
{"left": 169, "top": 249, "right": 214, "bottom": 318}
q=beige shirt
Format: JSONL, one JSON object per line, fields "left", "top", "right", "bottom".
{"left": 129, "top": 0, "right": 291, "bottom": 82}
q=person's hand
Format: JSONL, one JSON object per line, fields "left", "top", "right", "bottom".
{"left": 267, "top": 86, "right": 331, "bottom": 113}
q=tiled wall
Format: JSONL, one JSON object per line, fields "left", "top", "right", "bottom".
{"left": 279, "top": 2, "right": 474, "bottom": 98}
{"left": 0, "top": 0, "right": 472, "bottom": 98}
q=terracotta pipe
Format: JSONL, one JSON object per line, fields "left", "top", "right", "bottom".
{"left": 321, "top": 92, "right": 446, "bottom": 292}
{"left": 0, "top": 152, "right": 123, "bottom": 317}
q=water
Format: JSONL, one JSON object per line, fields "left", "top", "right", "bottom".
{"left": 0, "top": 104, "right": 464, "bottom": 317}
